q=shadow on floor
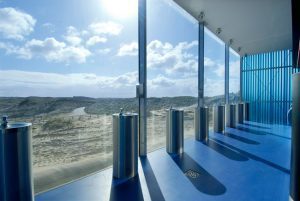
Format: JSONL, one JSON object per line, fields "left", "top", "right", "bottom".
{"left": 243, "top": 122, "right": 270, "bottom": 129}
{"left": 236, "top": 126, "right": 266, "bottom": 135}
{"left": 170, "top": 152, "right": 226, "bottom": 196}
{"left": 236, "top": 126, "right": 291, "bottom": 140}
{"left": 223, "top": 132, "right": 260, "bottom": 145}
{"left": 203, "top": 139, "right": 249, "bottom": 161}
{"left": 110, "top": 175, "right": 144, "bottom": 201}
{"left": 140, "top": 156, "right": 165, "bottom": 201}
{"left": 213, "top": 139, "right": 290, "bottom": 174}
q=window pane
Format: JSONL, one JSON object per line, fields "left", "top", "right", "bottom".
{"left": 0, "top": 0, "right": 137, "bottom": 193}
{"left": 147, "top": 0, "right": 198, "bottom": 152}
{"left": 204, "top": 28, "right": 225, "bottom": 130}
{"left": 229, "top": 49, "right": 240, "bottom": 102}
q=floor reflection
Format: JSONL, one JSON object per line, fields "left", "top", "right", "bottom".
{"left": 140, "top": 156, "right": 165, "bottom": 201}
{"left": 170, "top": 152, "right": 226, "bottom": 195}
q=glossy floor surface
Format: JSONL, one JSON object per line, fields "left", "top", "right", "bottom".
{"left": 36, "top": 122, "right": 291, "bottom": 201}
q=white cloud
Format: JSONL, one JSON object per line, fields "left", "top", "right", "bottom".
{"left": 86, "top": 36, "right": 107, "bottom": 46}
{"left": 26, "top": 38, "right": 91, "bottom": 63}
{"left": 204, "top": 57, "right": 216, "bottom": 68}
{"left": 88, "top": 21, "right": 123, "bottom": 36}
{"left": 214, "top": 64, "right": 225, "bottom": 77}
{"left": 147, "top": 40, "right": 198, "bottom": 76}
{"left": 0, "top": 20, "right": 124, "bottom": 63}
{"left": 0, "top": 69, "right": 199, "bottom": 98}
{"left": 229, "top": 60, "right": 240, "bottom": 78}
{"left": 149, "top": 74, "right": 175, "bottom": 87}
{"left": 213, "top": 60, "right": 240, "bottom": 78}
{"left": 64, "top": 26, "right": 82, "bottom": 46}
{"left": 204, "top": 61, "right": 240, "bottom": 96}
{"left": 0, "top": 38, "right": 91, "bottom": 64}
{"left": 204, "top": 78, "right": 225, "bottom": 97}
{"left": 0, "top": 42, "right": 29, "bottom": 58}
{"left": 148, "top": 74, "right": 197, "bottom": 97}
{"left": 0, "top": 70, "right": 137, "bottom": 97}
{"left": 228, "top": 60, "right": 240, "bottom": 93}
{"left": 113, "top": 71, "right": 138, "bottom": 88}
{"left": 117, "top": 42, "right": 138, "bottom": 56}
{"left": 64, "top": 22, "right": 122, "bottom": 47}
{"left": 0, "top": 7, "right": 36, "bottom": 40}
{"left": 204, "top": 76, "right": 240, "bottom": 97}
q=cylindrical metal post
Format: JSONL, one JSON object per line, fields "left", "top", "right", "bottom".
{"left": 1, "top": 122, "right": 33, "bottom": 201}
{"left": 0, "top": 128, "right": 5, "bottom": 201}
{"left": 244, "top": 102, "right": 250, "bottom": 121}
{"left": 166, "top": 108, "right": 184, "bottom": 155}
{"left": 237, "top": 103, "right": 244, "bottom": 124}
{"left": 214, "top": 105, "right": 225, "bottom": 133}
{"left": 226, "top": 104, "right": 236, "bottom": 128}
{"left": 290, "top": 73, "right": 300, "bottom": 201}
{"left": 113, "top": 112, "right": 138, "bottom": 179}
{"left": 195, "top": 107, "right": 209, "bottom": 141}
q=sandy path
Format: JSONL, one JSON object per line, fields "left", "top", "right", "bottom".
{"left": 69, "top": 107, "right": 87, "bottom": 116}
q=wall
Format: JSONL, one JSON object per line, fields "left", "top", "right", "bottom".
{"left": 242, "top": 50, "right": 299, "bottom": 124}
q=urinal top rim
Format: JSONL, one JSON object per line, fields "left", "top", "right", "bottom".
{"left": 4, "top": 122, "right": 32, "bottom": 129}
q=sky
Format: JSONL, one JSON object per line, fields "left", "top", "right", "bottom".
{"left": 0, "top": 0, "right": 240, "bottom": 98}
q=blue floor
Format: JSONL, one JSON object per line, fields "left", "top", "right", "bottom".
{"left": 35, "top": 121, "right": 291, "bottom": 201}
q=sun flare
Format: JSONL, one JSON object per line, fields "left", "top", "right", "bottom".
{"left": 102, "top": 0, "right": 138, "bottom": 18}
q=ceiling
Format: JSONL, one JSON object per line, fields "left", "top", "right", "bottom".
{"left": 173, "top": 0, "right": 292, "bottom": 56}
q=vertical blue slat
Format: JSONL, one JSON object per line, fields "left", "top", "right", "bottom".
{"left": 282, "top": 51, "right": 284, "bottom": 124}
{"left": 268, "top": 53, "right": 270, "bottom": 123}
{"left": 282, "top": 50, "right": 284, "bottom": 124}
{"left": 275, "top": 51, "right": 278, "bottom": 124}
{"left": 255, "top": 54, "right": 257, "bottom": 122}
{"left": 274, "top": 51, "right": 276, "bottom": 124}
{"left": 255, "top": 54, "right": 258, "bottom": 123}
{"left": 284, "top": 50, "right": 287, "bottom": 124}
{"left": 255, "top": 54, "right": 261, "bottom": 122}
{"left": 241, "top": 49, "right": 292, "bottom": 125}
{"left": 279, "top": 50, "right": 282, "bottom": 123}
{"left": 270, "top": 52, "right": 274, "bottom": 124}
{"left": 261, "top": 54, "right": 267, "bottom": 123}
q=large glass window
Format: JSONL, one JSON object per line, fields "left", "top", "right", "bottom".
{"left": 0, "top": 0, "right": 137, "bottom": 193}
{"left": 146, "top": 0, "right": 198, "bottom": 152}
{"left": 229, "top": 49, "right": 240, "bottom": 102}
{"left": 204, "top": 28, "right": 225, "bottom": 129}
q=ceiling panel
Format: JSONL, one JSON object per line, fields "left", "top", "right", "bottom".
{"left": 173, "top": 0, "right": 292, "bottom": 56}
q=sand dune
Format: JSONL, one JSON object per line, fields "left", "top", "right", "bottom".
{"left": 11, "top": 106, "right": 197, "bottom": 193}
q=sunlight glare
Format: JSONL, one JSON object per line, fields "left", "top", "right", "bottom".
{"left": 102, "top": 0, "right": 138, "bottom": 18}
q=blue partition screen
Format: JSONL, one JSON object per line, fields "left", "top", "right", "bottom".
{"left": 242, "top": 50, "right": 299, "bottom": 125}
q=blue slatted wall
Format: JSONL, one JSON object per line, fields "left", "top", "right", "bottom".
{"left": 242, "top": 50, "right": 299, "bottom": 125}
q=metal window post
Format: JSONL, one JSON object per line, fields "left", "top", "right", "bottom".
{"left": 138, "top": 0, "right": 147, "bottom": 156}
{"left": 225, "top": 44, "right": 229, "bottom": 104}
{"left": 240, "top": 56, "right": 243, "bottom": 101}
{"left": 195, "top": 22, "right": 209, "bottom": 142}
{"left": 198, "top": 22, "right": 204, "bottom": 107}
